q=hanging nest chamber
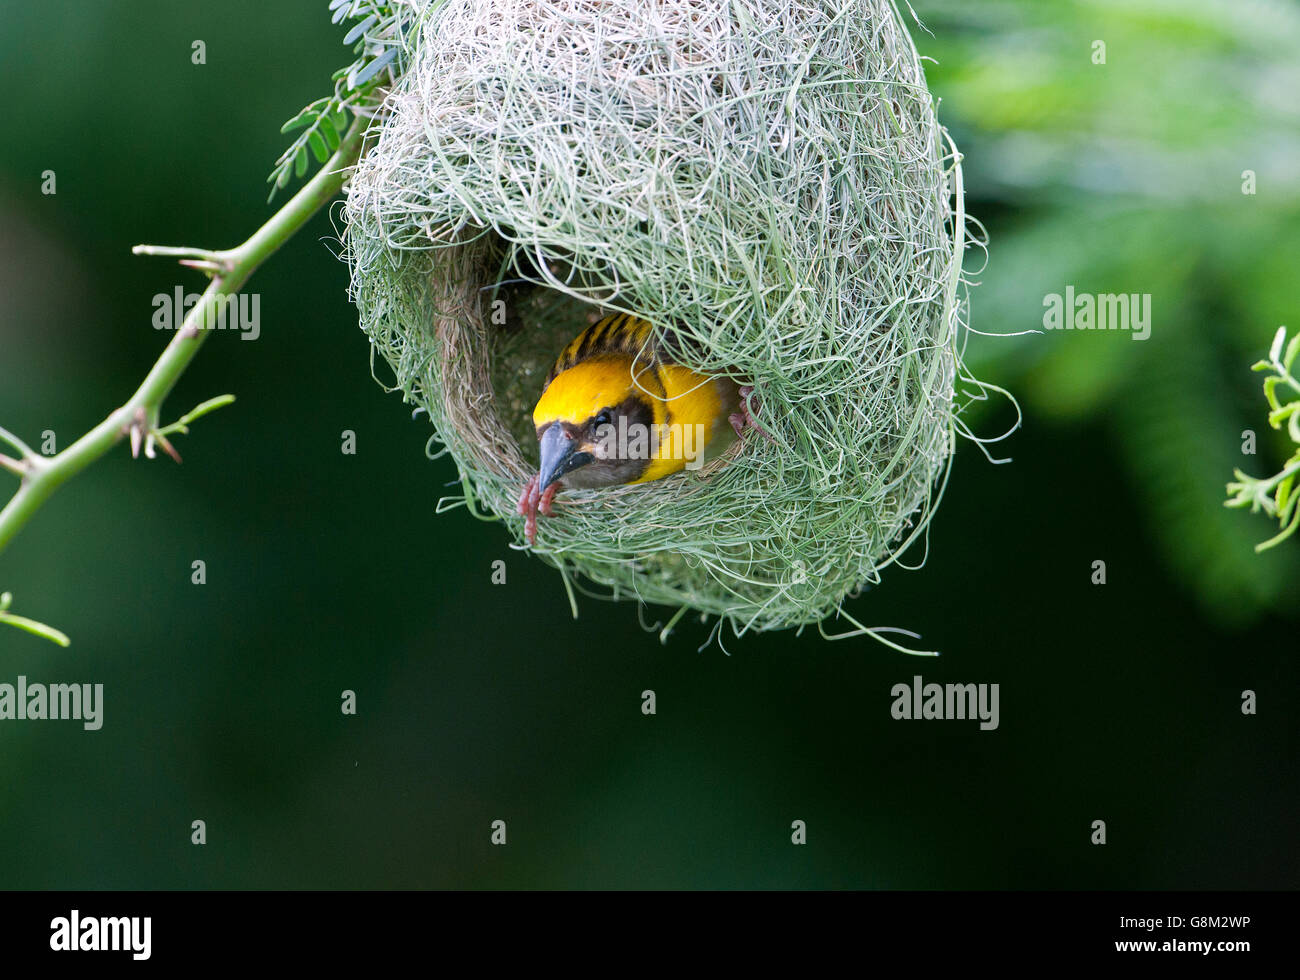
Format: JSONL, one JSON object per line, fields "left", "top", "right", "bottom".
{"left": 344, "top": 0, "right": 974, "bottom": 638}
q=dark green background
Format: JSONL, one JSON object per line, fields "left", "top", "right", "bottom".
{"left": 0, "top": 0, "right": 1295, "bottom": 888}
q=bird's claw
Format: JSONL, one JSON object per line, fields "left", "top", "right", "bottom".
{"left": 518, "top": 474, "right": 541, "bottom": 545}
{"left": 517, "top": 474, "right": 540, "bottom": 517}
{"left": 518, "top": 474, "right": 560, "bottom": 546}
{"left": 730, "top": 385, "right": 776, "bottom": 443}
{"left": 539, "top": 482, "right": 559, "bottom": 517}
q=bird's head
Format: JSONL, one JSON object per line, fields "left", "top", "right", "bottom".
{"left": 531, "top": 358, "right": 657, "bottom": 490}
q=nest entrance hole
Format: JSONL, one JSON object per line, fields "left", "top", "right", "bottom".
{"left": 468, "top": 233, "right": 740, "bottom": 475}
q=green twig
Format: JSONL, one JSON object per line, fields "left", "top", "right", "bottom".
{"left": 0, "top": 592, "right": 70, "bottom": 647}
{"left": 0, "top": 425, "right": 37, "bottom": 461}
{"left": 155, "top": 395, "right": 238, "bottom": 439}
{"left": 0, "top": 115, "right": 371, "bottom": 556}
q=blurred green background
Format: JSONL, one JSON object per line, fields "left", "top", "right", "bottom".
{"left": 0, "top": 0, "right": 1295, "bottom": 888}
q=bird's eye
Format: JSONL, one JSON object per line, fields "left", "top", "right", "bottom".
{"left": 593, "top": 410, "right": 613, "bottom": 429}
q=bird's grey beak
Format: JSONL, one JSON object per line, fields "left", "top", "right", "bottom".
{"left": 538, "top": 422, "right": 594, "bottom": 491}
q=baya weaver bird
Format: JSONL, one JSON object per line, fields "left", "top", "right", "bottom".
{"left": 518, "top": 312, "right": 771, "bottom": 544}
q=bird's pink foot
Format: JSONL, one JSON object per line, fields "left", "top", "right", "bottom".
{"left": 518, "top": 474, "right": 540, "bottom": 545}
{"left": 518, "top": 474, "right": 560, "bottom": 546}
{"left": 539, "top": 482, "right": 559, "bottom": 517}
{"left": 518, "top": 473, "right": 540, "bottom": 517}
{"left": 730, "top": 385, "right": 776, "bottom": 443}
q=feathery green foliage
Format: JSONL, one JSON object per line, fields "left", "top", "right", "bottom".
{"left": 1226, "top": 327, "right": 1300, "bottom": 551}
{"left": 268, "top": 0, "right": 426, "bottom": 200}
{"left": 917, "top": 0, "right": 1300, "bottom": 621}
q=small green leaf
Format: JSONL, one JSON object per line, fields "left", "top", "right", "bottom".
{"left": 319, "top": 114, "right": 340, "bottom": 150}
{"left": 1277, "top": 473, "right": 1295, "bottom": 513}
{"left": 280, "top": 113, "right": 310, "bottom": 134}
{"left": 294, "top": 146, "right": 308, "bottom": 178}
{"left": 308, "top": 129, "right": 329, "bottom": 162}
{"left": 1255, "top": 506, "right": 1300, "bottom": 552}
{"left": 1263, "top": 375, "right": 1282, "bottom": 412}
{"left": 1268, "top": 326, "right": 1286, "bottom": 364}
{"left": 344, "top": 14, "right": 377, "bottom": 45}
{"left": 352, "top": 46, "right": 398, "bottom": 86}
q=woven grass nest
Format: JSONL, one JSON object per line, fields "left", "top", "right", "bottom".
{"left": 344, "top": 0, "right": 973, "bottom": 640}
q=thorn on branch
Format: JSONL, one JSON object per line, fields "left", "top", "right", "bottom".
{"left": 124, "top": 394, "right": 236, "bottom": 464}
{"left": 127, "top": 408, "right": 145, "bottom": 459}
{"left": 150, "top": 430, "right": 184, "bottom": 465}
{"left": 133, "top": 244, "right": 236, "bottom": 276}
{"left": 178, "top": 259, "right": 224, "bottom": 276}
